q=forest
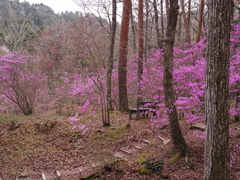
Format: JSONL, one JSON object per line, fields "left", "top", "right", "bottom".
{"left": 0, "top": 0, "right": 240, "bottom": 179}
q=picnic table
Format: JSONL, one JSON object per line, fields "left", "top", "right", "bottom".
{"left": 129, "top": 101, "right": 156, "bottom": 120}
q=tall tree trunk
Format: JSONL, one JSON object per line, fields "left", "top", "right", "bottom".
{"left": 144, "top": 0, "right": 149, "bottom": 62}
{"left": 163, "top": 0, "right": 188, "bottom": 155}
{"left": 136, "top": 0, "right": 144, "bottom": 120}
{"left": 204, "top": 0, "right": 234, "bottom": 179}
{"left": 118, "top": 0, "right": 131, "bottom": 111}
{"left": 187, "top": 0, "right": 191, "bottom": 41}
{"left": 165, "top": 0, "right": 170, "bottom": 17}
{"left": 153, "top": 0, "right": 162, "bottom": 49}
{"left": 106, "top": 0, "right": 117, "bottom": 114}
{"left": 177, "top": 12, "right": 182, "bottom": 44}
{"left": 235, "top": 81, "right": 240, "bottom": 122}
{"left": 196, "top": 0, "right": 204, "bottom": 43}
{"left": 160, "top": 0, "right": 165, "bottom": 38}
{"left": 180, "top": 0, "right": 190, "bottom": 43}
{"left": 130, "top": 8, "right": 137, "bottom": 54}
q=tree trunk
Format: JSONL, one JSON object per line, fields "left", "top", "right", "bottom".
{"left": 106, "top": 0, "right": 117, "bottom": 113}
{"left": 136, "top": 0, "right": 144, "bottom": 120}
{"left": 234, "top": 81, "right": 240, "bottom": 122}
{"left": 204, "top": 0, "right": 234, "bottom": 179}
{"left": 187, "top": 0, "right": 191, "bottom": 41}
{"left": 180, "top": 0, "right": 190, "bottom": 43}
{"left": 118, "top": 0, "right": 131, "bottom": 111}
{"left": 165, "top": 0, "right": 170, "bottom": 17}
{"left": 163, "top": 0, "right": 188, "bottom": 155}
{"left": 160, "top": 0, "right": 165, "bottom": 38}
{"left": 195, "top": 0, "right": 204, "bottom": 43}
{"left": 235, "top": 81, "right": 240, "bottom": 122}
{"left": 130, "top": 8, "right": 137, "bottom": 54}
{"left": 153, "top": 0, "right": 162, "bottom": 49}
{"left": 144, "top": 0, "right": 149, "bottom": 62}
{"left": 177, "top": 12, "right": 182, "bottom": 44}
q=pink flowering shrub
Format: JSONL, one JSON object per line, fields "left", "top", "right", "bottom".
{"left": 0, "top": 53, "right": 47, "bottom": 115}
{"left": 68, "top": 115, "right": 89, "bottom": 135}
{"left": 56, "top": 25, "right": 239, "bottom": 125}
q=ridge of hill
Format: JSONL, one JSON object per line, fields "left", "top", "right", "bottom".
{"left": 0, "top": 0, "right": 82, "bottom": 27}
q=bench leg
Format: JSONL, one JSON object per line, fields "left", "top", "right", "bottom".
{"left": 136, "top": 109, "right": 140, "bottom": 120}
{"left": 129, "top": 111, "right": 132, "bottom": 120}
{"left": 153, "top": 112, "right": 156, "bottom": 117}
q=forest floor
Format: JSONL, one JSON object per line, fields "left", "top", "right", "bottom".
{"left": 0, "top": 112, "right": 240, "bottom": 180}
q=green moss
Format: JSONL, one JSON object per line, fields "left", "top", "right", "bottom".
{"left": 136, "top": 154, "right": 149, "bottom": 164}
{"left": 136, "top": 167, "right": 152, "bottom": 175}
{"left": 109, "top": 110, "right": 121, "bottom": 114}
{"left": 0, "top": 115, "right": 34, "bottom": 122}
{"left": 103, "top": 124, "right": 130, "bottom": 140}
{"left": 148, "top": 142, "right": 156, "bottom": 147}
{"left": 170, "top": 153, "right": 182, "bottom": 163}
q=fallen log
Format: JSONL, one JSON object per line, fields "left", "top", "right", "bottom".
{"left": 190, "top": 123, "right": 205, "bottom": 131}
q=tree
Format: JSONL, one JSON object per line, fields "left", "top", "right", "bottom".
{"left": 106, "top": 0, "right": 117, "bottom": 113}
{"left": 153, "top": 0, "right": 162, "bottom": 49}
{"left": 204, "top": 0, "right": 234, "bottom": 179}
{"left": 118, "top": 0, "right": 131, "bottom": 111}
{"left": 235, "top": 81, "right": 240, "bottom": 122}
{"left": 187, "top": 0, "right": 191, "bottom": 41}
{"left": 0, "top": 18, "right": 37, "bottom": 52}
{"left": 163, "top": 0, "right": 188, "bottom": 155}
{"left": 165, "top": 0, "right": 169, "bottom": 16}
{"left": 180, "top": 0, "right": 190, "bottom": 43}
{"left": 196, "top": 0, "right": 204, "bottom": 43}
{"left": 136, "top": 0, "right": 144, "bottom": 119}
{"left": 160, "top": 0, "right": 165, "bottom": 39}
{"left": 130, "top": 7, "right": 137, "bottom": 54}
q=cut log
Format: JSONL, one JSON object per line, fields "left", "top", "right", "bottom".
{"left": 113, "top": 154, "right": 122, "bottom": 159}
{"left": 55, "top": 170, "right": 61, "bottom": 177}
{"left": 41, "top": 173, "right": 46, "bottom": 180}
{"left": 120, "top": 149, "right": 131, "bottom": 154}
{"left": 132, "top": 145, "right": 142, "bottom": 150}
{"left": 142, "top": 140, "right": 150, "bottom": 144}
{"left": 158, "top": 136, "right": 171, "bottom": 145}
{"left": 190, "top": 123, "right": 205, "bottom": 130}
{"left": 77, "top": 167, "right": 83, "bottom": 172}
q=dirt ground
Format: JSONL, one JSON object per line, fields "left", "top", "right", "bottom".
{"left": 0, "top": 112, "right": 240, "bottom": 180}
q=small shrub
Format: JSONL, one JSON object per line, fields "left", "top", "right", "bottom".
{"left": 145, "top": 159, "right": 163, "bottom": 172}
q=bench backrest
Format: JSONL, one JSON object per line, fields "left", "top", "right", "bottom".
{"left": 138, "top": 101, "right": 156, "bottom": 109}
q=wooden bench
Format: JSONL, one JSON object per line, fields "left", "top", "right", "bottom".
{"left": 129, "top": 101, "right": 156, "bottom": 120}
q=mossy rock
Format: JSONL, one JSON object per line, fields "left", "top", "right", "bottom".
{"left": 8, "top": 121, "right": 22, "bottom": 131}
{"left": 69, "top": 131, "right": 84, "bottom": 143}
{"left": 34, "top": 120, "right": 57, "bottom": 133}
